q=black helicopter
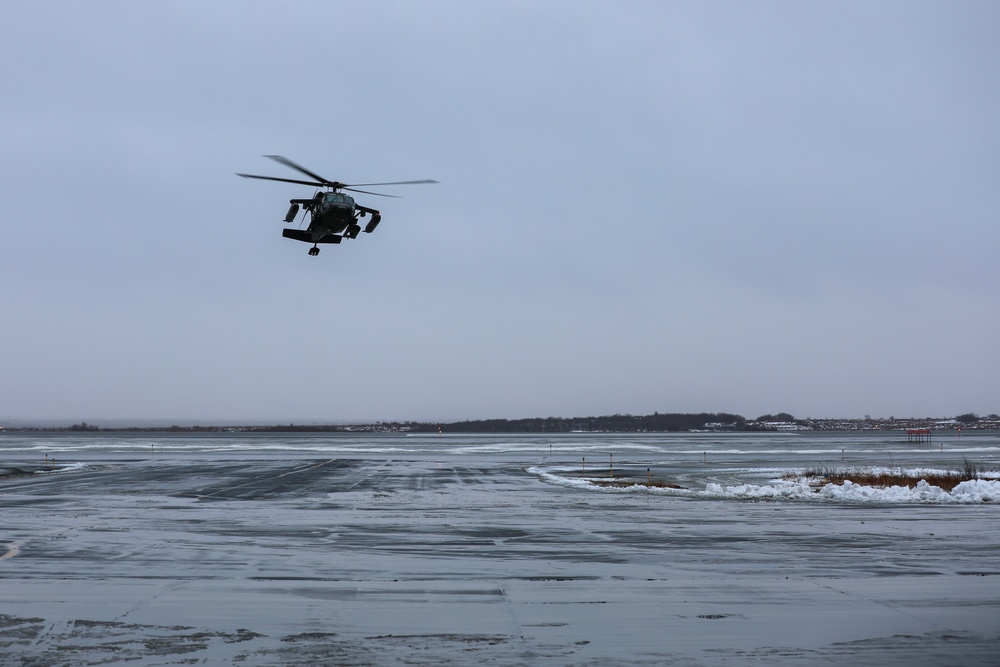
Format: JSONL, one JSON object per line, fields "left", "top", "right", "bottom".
{"left": 238, "top": 155, "right": 437, "bottom": 255}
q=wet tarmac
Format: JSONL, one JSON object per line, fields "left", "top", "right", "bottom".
{"left": 1, "top": 451, "right": 998, "bottom": 665}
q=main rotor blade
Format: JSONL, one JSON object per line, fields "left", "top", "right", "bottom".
{"left": 264, "top": 155, "right": 336, "bottom": 187}
{"left": 237, "top": 173, "right": 326, "bottom": 187}
{"left": 341, "top": 187, "right": 401, "bottom": 198}
{"left": 346, "top": 179, "right": 439, "bottom": 187}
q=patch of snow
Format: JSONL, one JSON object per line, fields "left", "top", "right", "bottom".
{"left": 705, "top": 478, "right": 1000, "bottom": 504}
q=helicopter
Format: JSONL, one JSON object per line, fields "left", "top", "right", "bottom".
{"left": 237, "top": 155, "right": 437, "bottom": 255}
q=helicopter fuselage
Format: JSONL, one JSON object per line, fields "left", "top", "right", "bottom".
{"left": 311, "top": 191, "right": 357, "bottom": 237}
{"left": 281, "top": 191, "right": 381, "bottom": 253}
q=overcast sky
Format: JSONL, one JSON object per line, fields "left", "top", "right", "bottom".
{"left": 2, "top": 1, "right": 997, "bottom": 424}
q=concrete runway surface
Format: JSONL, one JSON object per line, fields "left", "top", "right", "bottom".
{"left": 1, "top": 453, "right": 998, "bottom": 665}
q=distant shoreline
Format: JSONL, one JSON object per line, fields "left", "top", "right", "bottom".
{"left": 3, "top": 412, "right": 996, "bottom": 434}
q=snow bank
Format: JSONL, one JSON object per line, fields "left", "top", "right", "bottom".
{"left": 34, "top": 462, "right": 90, "bottom": 474}
{"left": 817, "top": 479, "right": 952, "bottom": 502}
{"left": 530, "top": 466, "right": 1000, "bottom": 504}
{"left": 706, "top": 478, "right": 1000, "bottom": 504}
{"left": 704, "top": 480, "right": 810, "bottom": 499}
{"left": 950, "top": 479, "right": 1000, "bottom": 503}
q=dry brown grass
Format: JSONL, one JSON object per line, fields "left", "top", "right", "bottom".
{"left": 794, "top": 459, "right": 990, "bottom": 493}
{"left": 822, "top": 470, "right": 966, "bottom": 492}
{"left": 575, "top": 467, "right": 685, "bottom": 490}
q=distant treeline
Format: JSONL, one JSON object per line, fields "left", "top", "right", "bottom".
{"left": 411, "top": 413, "right": 748, "bottom": 434}
{"left": 7, "top": 412, "right": 997, "bottom": 433}
{"left": 68, "top": 422, "right": 100, "bottom": 431}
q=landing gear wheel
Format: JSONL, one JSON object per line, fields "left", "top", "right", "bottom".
{"left": 308, "top": 246, "right": 320, "bottom": 256}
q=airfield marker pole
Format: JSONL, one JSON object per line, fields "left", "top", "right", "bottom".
{"left": 609, "top": 453, "right": 614, "bottom": 479}
{"left": 703, "top": 452, "right": 706, "bottom": 464}
{"left": 647, "top": 468, "right": 651, "bottom": 487}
